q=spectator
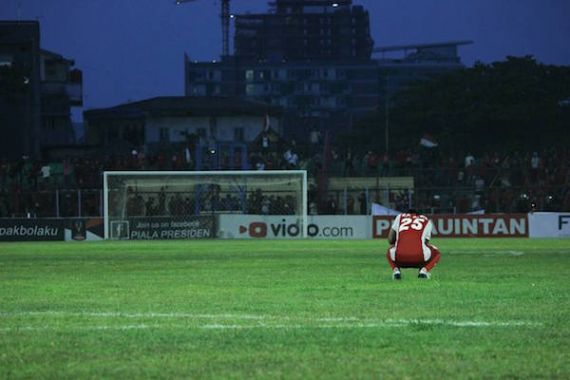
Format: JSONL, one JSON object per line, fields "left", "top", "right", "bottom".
{"left": 358, "top": 192, "right": 368, "bottom": 215}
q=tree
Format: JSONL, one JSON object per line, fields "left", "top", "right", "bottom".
{"left": 348, "top": 56, "right": 570, "bottom": 153}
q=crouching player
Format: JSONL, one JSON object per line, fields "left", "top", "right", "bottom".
{"left": 387, "top": 209, "right": 441, "bottom": 280}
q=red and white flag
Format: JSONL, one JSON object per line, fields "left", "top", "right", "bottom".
{"left": 262, "top": 114, "right": 271, "bottom": 132}
{"left": 184, "top": 147, "right": 191, "bottom": 163}
{"left": 420, "top": 134, "right": 438, "bottom": 148}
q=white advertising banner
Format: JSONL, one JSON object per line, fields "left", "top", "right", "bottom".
{"left": 528, "top": 212, "right": 570, "bottom": 238}
{"left": 218, "top": 215, "right": 371, "bottom": 239}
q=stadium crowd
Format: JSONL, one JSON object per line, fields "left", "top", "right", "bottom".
{"left": 0, "top": 145, "right": 569, "bottom": 217}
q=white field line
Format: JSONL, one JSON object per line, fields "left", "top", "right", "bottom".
{"left": 0, "top": 320, "right": 540, "bottom": 332}
{"left": 0, "top": 311, "right": 266, "bottom": 320}
{"left": 449, "top": 250, "right": 526, "bottom": 256}
{"left": 0, "top": 324, "right": 154, "bottom": 332}
{"left": 317, "top": 317, "right": 360, "bottom": 322}
{"left": 0, "top": 311, "right": 543, "bottom": 331}
{"left": 384, "top": 318, "right": 541, "bottom": 327}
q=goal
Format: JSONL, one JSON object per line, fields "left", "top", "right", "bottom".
{"left": 103, "top": 170, "right": 308, "bottom": 240}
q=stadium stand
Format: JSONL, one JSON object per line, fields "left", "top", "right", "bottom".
{"left": 0, "top": 146, "right": 568, "bottom": 217}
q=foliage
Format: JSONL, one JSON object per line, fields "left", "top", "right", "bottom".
{"left": 349, "top": 56, "right": 570, "bottom": 153}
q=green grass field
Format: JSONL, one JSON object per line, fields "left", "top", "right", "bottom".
{"left": 1, "top": 238, "right": 569, "bottom": 379}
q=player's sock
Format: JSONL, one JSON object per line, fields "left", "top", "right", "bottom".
{"left": 392, "top": 268, "right": 401, "bottom": 280}
{"left": 418, "top": 267, "right": 430, "bottom": 279}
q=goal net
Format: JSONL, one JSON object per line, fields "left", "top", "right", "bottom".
{"left": 103, "top": 170, "right": 307, "bottom": 240}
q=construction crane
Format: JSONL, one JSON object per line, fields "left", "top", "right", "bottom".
{"left": 175, "top": 0, "right": 232, "bottom": 58}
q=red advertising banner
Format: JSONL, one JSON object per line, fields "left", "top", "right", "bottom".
{"left": 373, "top": 214, "right": 529, "bottom": 238}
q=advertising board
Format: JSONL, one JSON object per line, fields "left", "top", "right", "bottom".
{"left": 0, "top": 219, "right": 64, "bottom": 242}
{"left": 528, "top": 212, "right": 570, "bottom": 238}
{"left": 109, "top": 216, "right": 215, "bottom": 240}
{"left": 218, "top": 215, "right": 370, "bottom": 239}
{"left": 64, "top": 218, "right": 104, "bottom": 241}
{"left": 373, "top": 214, "right": 528, "bottom": 238}
{"left": 5, "top": 212, "right": 570, "bottom": 242}
{"left": 0, "top": 218, "right": 107, "bottom": 242}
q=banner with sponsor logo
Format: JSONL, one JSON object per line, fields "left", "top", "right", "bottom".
{"left": 64, "top": 218, "right": 104, "bottom": 241}
{"left": 5, "top": 212, "right": 569, "bottom": 242}
{"left": 109, "top": 216, "right": 215, "bottom": 240}
{"left": 373, "top": 214, "right": 528, "bottom": 238}
{"left": 308, "top": 216, "right": 369, "bottom": 239}
{"left": 0, "top": 218, "right": 105, "bottom": 242}
{"left": 218, "top": 215, "right": 370, "bottom": 239}
{"left": 528, "top": 212, "right": 570, "bottom": 238}
{"left": 0, "top": 219, "right": 64, "bottom": 241}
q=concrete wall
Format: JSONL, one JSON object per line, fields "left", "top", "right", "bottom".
{"left": 145, "top": 115, "right": 280, "bottom": 144}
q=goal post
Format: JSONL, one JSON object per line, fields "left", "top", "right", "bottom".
{"left": 103, "top": 170, "right": 308, "bottom": 240}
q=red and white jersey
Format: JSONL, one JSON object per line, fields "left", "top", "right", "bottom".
{"left": 391, "top": 213, "right": 433, "bottom": 261}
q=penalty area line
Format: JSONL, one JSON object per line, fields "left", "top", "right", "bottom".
{"left": 0, "top": 311, "right": 543, "bottom": 328}
{"left": 0, "top": 319, "right": 542, "bottom": 332}
{"left": 0, "top": 311, "right": 267, "bottom": 320}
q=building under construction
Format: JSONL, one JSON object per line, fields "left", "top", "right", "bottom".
{"left": 185, "top": 0, "right": 471, "bottom": 141}
{"left": 234, "top": 0, "right": 373, "bottom": 62}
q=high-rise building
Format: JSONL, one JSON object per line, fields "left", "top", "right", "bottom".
{"left": 0, "top": 21, "right": 42, "bottom": 159}
{"left": 185, "top": 1, "right": 469, "bottom": 141}
{"left": 234, "top": 0, "right": 373, "bottom": 62}
{"left": 0, "top": 21, "right": 83, "bottom": 159}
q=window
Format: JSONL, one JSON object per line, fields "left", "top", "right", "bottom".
{"left": 194, "top": 70, "right": 206, "bottom": 80}
{"left": 159, "top": 128, "right": 169, "bottom": 142}
{"left": 209, "top": 117, "right": 217, "bottom": 138}
{"left": 44, "top": 117, "right": 56, "bottom": 130}
{"left": 246, "top": 84, "right": 264, "bottom": 95}
{"left": 234, "top": 128, "right": 244, "bottom": 142}
{"left": 208, "top": 70, "right": 220, "bottom": 80}
{"left": 0, "top": 54, "right": 13, "bottom": 67}
{"left": 191, "top": 85, "right": 206, "bottom": 96}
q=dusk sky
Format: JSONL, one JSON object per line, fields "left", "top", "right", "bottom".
{"left": 2, "top": 0, "right": 569, "bottom": 120}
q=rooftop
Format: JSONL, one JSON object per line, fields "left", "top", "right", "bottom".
{"left": 84, "top": 96, "right": 282, "bottom": 119}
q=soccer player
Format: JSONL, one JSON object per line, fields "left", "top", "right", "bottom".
{"left": 386, "top": 209, "right": 441, "bottom": 280}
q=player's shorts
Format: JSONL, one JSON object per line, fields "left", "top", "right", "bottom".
{"left": 389, "top": 244, "right": 433, "bottom": 267}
